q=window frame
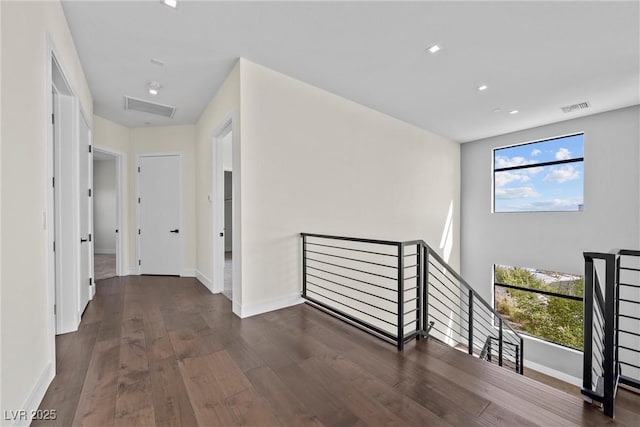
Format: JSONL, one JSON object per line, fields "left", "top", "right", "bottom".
{"left": 493, "top": 264, "right": 584, "bottom": 350}
{"left": 492, "top": 132, "right": 585, "bottom": 213}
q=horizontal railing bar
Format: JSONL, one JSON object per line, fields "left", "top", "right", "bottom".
{"left": 425, "top": 250, "right": 523, "bottom": 340}
{"left": 307, "top": 257, "right": 397, "bottom": 280}
{"left": 402, "top": 240, "right": 424, "bottom": 246}
{"left": 619, "top": 266, "right": 640, "bottom": 272}
{"left": 306, "top": 241, "right": 396, "bottom": 257}
{"left": 618, "top": 345, "right": 640, "bottom": 354}
{"left": 428, "top": 274, "right": 462, "bottom": 301}
{"left": 404, "top": 298, "right": 418, "bottom": 304}
{"left": 404, "top": 286, "right": 418, "bottom": 292}
{"left": 494, "top": 282, "right": 584, "bottom": 301}
{"left": 303, "top": 296, "right": 398, "bottom": 342}
{"left": 302, "top": 233, "right": 400, "bottom": 246}
{"left": 426, "top": 290, "right": 470, "bottom": 321}
{"left": 618, "top": 375, "right": 640, "bottom": 390}
{"left": 306, "top": 289, "right": 396, "bottom": 327}
{"left": 404, "top": 308, "right": 417, "bottom": 316}
{"left": 427, "top": 302, "right": 469, "bottom": 333}
{"left": 619, "top": 313, "right": 640, "bottom": 321}
{"left": 307, "top": 265, "right": 395, "bottom": 292}
{"left": 618, "top": 329, "right": 640, "bottom": 338}
{"left": 618, "top": 298, "right": 640, "bottom": 305}
{"left": 429, "top": 283, "right": 467, "bottom": 316}
{"left": 405, "top": 276, "right": 418, "bottom": 281}
{"left": 404, "top": 264, "right": 418, "bottom": 269}
{"left": 430, "top": 324, "right": 464, "bottom": 342}
{"left": 618, "top": 282, "right": 640, "bottom": 288}
{"left": 306, "top": 249, "right": 397, "bottom": 269}
{"left": 619, "top": 361, "right": 640, "bottom": 370}
{"left": 307, "top": 273, "right": 397, "bottom": 304}
{"left": 307, "top": 281, "right": 397, "bottom": 315}
{"left": 619, "top": 249, "right": 640, "bottom": 256}
{"left": 403, "top": 253, "right": 418, "bottom": 258}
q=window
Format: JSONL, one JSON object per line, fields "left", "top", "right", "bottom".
{"left": 493, "top": 133, "right": 584, "bottom": 212}
{"left": 494, "top": 264, "right": 583, "bottom": 350}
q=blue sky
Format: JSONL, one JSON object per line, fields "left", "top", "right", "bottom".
{"left": 494, "top": 134, "right": 584, "bottom": 212}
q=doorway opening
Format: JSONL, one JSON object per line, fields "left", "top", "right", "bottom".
{"left": 93, "top": 148, "right": 123, "bottom": 281}
{"left": 212, "top": 117, "right": 237, "bottom": 306}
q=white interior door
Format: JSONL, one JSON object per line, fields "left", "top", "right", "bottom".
{"left": 78, "top": 115, "right": 92, "bottom": 313}
{"left": 138, "top": 155, "right": 181, "bottom": 275}
{"left": 54, "top": 93, "right": 81, "bottom": 333}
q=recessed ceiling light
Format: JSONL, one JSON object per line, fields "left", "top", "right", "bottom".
{"left": 477, "top": 85, "right": 488, "bottom": 91}
{"left": 509, "top": 110, "right": 519, "bottom": 115}
{"left": 147, "top": 81, "right": 161, "bottom": 95}
{"left": 163, "top": 0, "right": 177, "bottom": 8}
{"left": 426, "top": 44, "right": 441, "bottom": 54}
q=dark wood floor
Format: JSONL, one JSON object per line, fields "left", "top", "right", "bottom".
{"left": 35, "top": 276, "right": 639, "bottom": 426}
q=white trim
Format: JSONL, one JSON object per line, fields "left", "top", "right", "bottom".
{"left": 524, "top": 359, "right": 582, "bottom": 387}
{"left": 196, "top": 270, "right": 213, "bottom": 292}
{"left": 94, "top": 249, "right": 116, "bottom": 255}
{"left": 136, "top": 152, "right": 184, "bottom": 276}
{"left": 237, "top": 293, "right": 304, "bottom": 318}
{"left": 127, "top": 267, "right": 140, "bottom": 276}
{"left": 12, "top": 362, "right": 55, "bottom": 427}
{"left": 181, "top": 268, "right": 196, "bottom": 277}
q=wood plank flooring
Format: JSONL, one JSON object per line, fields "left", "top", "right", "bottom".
{"left": 34, "top": 275, "right": 639, "bottom": 426}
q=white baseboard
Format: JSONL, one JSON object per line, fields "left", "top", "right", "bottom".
{"left": 127, "top": 266, "right": 140, "bottom": 276}
{"left": 94, "top": 249, "right": 116, "bottom": 255}
{"left": 524, "top": 359, "right": 582, "bottom": 387}
{"left": 11, "top": 362, "right": 55, "bottom": 426}
{"left": 195, "top": 270, "right": 213, "bottom": 292}
{"left": 237, "top": 292, "right": 304, "bottom": 318}
{"left": 181, "top": 268, "right": 196, "bottom": 278}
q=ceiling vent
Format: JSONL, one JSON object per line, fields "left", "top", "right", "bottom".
{"left": 561, "top": 102, "right": 590, "bottom": 114}
{"left": 124, "top": 96, "right": 175, "bottom": 118}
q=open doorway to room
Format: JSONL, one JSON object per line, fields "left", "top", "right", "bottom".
{"left": 93, "top": 149, "right": 118, "bottom": 281}
{"left": 213, "top": 118, "right": 235, "bottom": 303}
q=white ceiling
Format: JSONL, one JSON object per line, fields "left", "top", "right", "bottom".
{"left": 61, "top": 1, "right": 639, "bottom": 143}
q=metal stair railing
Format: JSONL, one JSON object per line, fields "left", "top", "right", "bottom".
{"left": 301, "top": 233, "right": 524, "bottom": 374}
{"left": 582, "top": 250, "right": 640, "bottom": 418}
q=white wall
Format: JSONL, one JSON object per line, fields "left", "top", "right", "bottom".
{"left": 129, "top": 125, "right": 197, "bottom": 276}
{"left": 1, "top": 0, "right": 92, "bottom": 420}
{"left": 461, "top": 105, "right": 640, "bottom": 380}
{"left": 238, "top": 59, "right": 460, "bottom": 317}
{"left": 93, "top": 159, "right": 116, "bottom": 253}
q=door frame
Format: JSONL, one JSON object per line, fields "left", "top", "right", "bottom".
{"left": 211, "top": 113, "right": 240, "bottom": 314}
{"left": 46, "top": 38, "right": 92, "bottom": 361}
{"left": 93, "top": 147, "right": 125, "bottom": 277}
{"left": 135, "top": 152, "right": 184, "bottom": 276}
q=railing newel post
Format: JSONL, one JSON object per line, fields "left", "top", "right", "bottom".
{"left": 416, "top": 244, "right": 422, "bottom": 340}
{"left": 498, "top": 319, "right": 504, "bottom": 367}
{"left": 302, "top": 234, "right": 307, "bottom": 298}
{"left": 397, "top": 243, "right": 405, "bottom": 351}
{"left": 423, "top": 246, "right": 430, "bottom": 338}
{"left": 468, "top": 291, "right": 474, "bottom": 355}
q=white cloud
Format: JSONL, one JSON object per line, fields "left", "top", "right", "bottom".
{"left": 495, "top": 156, "right": 529, "bottom": 169}
{"left": 495, "top": 171, "right": 531, "bottom": 187}
{"left": 543, "top": 165, "right": 580, "bottom": 183}
{"left": 495, "top": 186, "right": 540, "bottom": 199}
{"left": 531, "top": 149, "right": 542, "bottom": 156}
{"left": 555, "top": 148, "right": 571, "bottom": 160}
